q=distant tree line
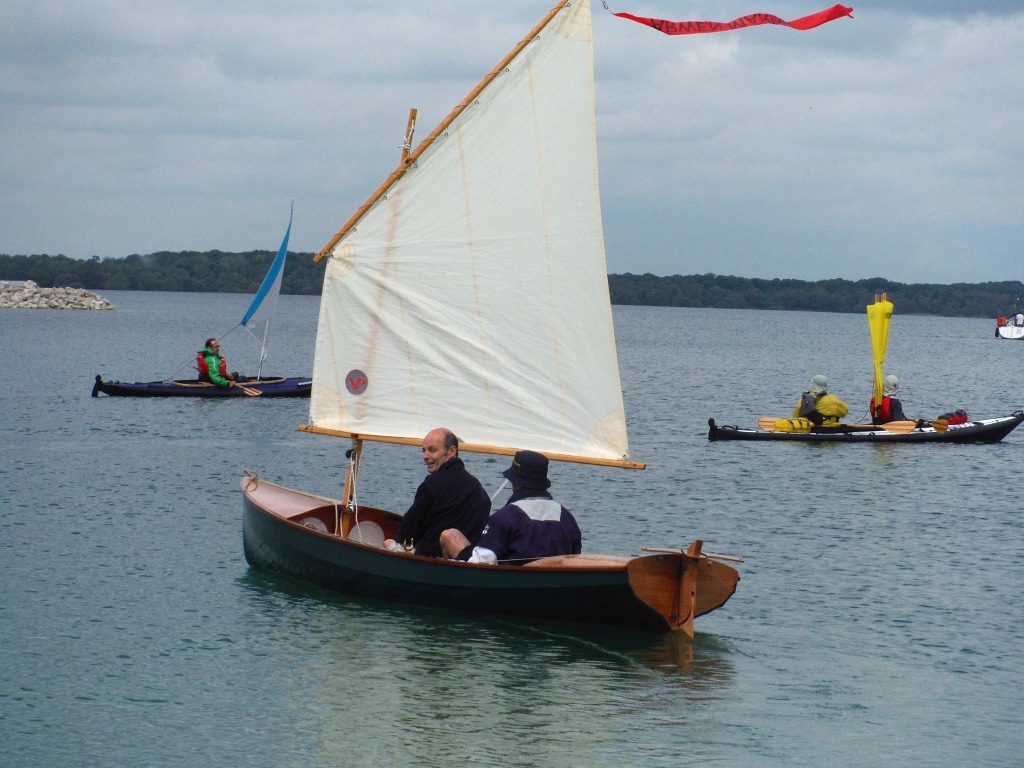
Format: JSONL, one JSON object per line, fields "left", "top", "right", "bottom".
{"left": 608, "top": 273, "right": 1021, "bottom": 318}
{"left": 1, "top": 252, "right": 1020, "bottom": 318}
{"left": 0, "top": 251, "right": 327, "bottom": 296}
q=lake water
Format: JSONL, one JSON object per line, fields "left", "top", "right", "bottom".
{"left": 2, "top": 292, "right": 1021, "bottom": 767}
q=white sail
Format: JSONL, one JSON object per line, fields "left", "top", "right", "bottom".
{"left": 309, "top": 0, "right": 631, "bottom": 464}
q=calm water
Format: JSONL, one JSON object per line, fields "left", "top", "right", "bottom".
{"left": 2, "top": 292, "right": 1022, "bottom": 767}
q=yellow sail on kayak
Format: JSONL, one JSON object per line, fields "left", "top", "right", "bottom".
{"left": 866, "top": 293, "right": 894, "bottom": 409}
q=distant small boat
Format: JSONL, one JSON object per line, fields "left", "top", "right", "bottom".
{"left": 995, "top": 318, "right": 1024, "bottom": 339}
{"left": 92, "top": 203, "right": 311, "bottom": 398}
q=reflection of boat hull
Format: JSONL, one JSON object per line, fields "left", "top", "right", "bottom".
{"left": 92, "top": 374, "right": 311, "bottom": 398}
{"left": 707, "top": 413, "right": 1024, "bottom": 443}
{"left": 241, "top": 475, "right": 740, "bottom": 635}
{"left": 996, "top": 325, "right": 1024, "bottom": 339}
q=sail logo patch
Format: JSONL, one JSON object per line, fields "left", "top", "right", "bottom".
{"left": 346, "top": 369, "right": 368, "bottom": 395}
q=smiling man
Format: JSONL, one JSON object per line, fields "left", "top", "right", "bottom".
{"left": 383, "top": 428, "right": 490, "bottom": 558}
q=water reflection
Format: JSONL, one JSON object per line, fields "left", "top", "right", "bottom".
{"left": 238, "top": 570, "right": 736, "bottom": 766}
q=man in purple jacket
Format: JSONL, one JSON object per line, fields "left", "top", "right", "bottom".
{"left": 439, "top": 449, "right": 581, "bottom": 565}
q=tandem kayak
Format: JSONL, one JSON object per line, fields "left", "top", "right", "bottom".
{"left": 707, "top": 412, "right": 1024, "bottom": 443}
{"left": 92, "top": 374, "right": 311, "bottom": 398}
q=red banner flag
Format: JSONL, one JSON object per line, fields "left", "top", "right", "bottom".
{"left": 607, "top": 3, "right": 853, "bottom": 35}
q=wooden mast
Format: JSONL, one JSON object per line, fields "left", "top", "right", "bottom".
{"left": 400, "top": 108, "right": 417, "bottom": 165}
{"left": 338, "top": 438, "right": 363, "bottom": 537}
{"left": 314, "top": 0, "right": 570, "bottom": 262}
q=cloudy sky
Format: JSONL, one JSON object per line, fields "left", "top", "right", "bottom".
{"left": 2, "top": 1, "right": 1021, "bottom": 283}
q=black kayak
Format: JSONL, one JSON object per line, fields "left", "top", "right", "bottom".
{"left": 707, "top": 412, "right": 1024, "bottom": 443}
{"left": 92, "top": 374, "right": 311, "bottom": 398}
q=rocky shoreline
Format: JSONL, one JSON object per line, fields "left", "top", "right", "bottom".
{"left": 0, "top": 280, "right": 116, "bottom": 310}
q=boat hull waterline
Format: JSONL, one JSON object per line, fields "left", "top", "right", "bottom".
{"left": 707, "top": 413, "right": 1024, "bottom": 443}
{"left": 92, "top": 374, "right": 311, "bottom": 398}
{"left": 996, "top": 325, "right": 1024, "bottom": 340}
{"left": 241, "top": 475, "right": 740, "bottom": 635}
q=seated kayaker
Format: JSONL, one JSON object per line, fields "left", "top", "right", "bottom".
{"left": 439, "top": 450, "right": 581, "bottom": 565}
{"left": 870, "top": 374, "right": 908, "bottom": 424}
{"left": 197, "top": 338, "right": 236, "bottom": 388}
{"left": 793, "top": 374, "right": 849, "bottom": 427}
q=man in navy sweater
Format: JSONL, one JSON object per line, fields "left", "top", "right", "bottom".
{"left": 384, "top": 427, "right": 490, "bottom": 558}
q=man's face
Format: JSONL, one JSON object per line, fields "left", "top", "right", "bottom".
{"left": 422, "top": 430, "right": 455, "bottom": 474}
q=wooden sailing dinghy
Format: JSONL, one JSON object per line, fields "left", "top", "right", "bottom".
{"left": 242, "top": 0, "right": 740, "bottom": 635}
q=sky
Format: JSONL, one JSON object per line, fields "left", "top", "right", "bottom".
{"left": 2, "top": 1, "right": 1022, "bottom": 283}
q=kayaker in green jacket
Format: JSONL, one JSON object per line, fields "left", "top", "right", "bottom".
{"left": 197, "top": 338, "right": 236, "bottom": 388}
